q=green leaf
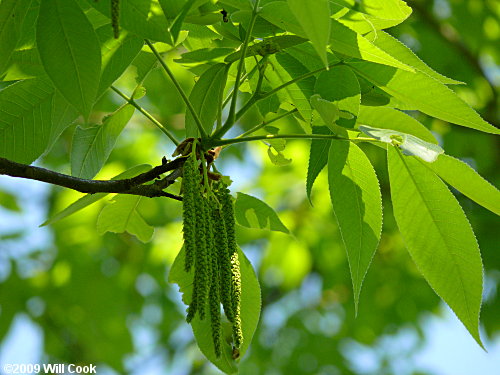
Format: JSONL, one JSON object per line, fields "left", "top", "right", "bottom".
{"left": 270, "top": 53, "right": 315, "bottom": 129}
{"left": 267, "top": 147, "right": 292, "bottom": 166}
{"left": 348, "top": 61, "right": 500, "bottom": 135}
{"left": 259, "top": 3, "right": 412, "bottom": 71}
{"left": 387, "top": 147, "right": 484, "bottom": 347}
{"left": 0, "top": 191, "right": 21, "bottom": 212}
{"left": 0, "top": 0, "right": 32, "bottom": 76}
{"left": 224, "top": 35, "right": 307, "bottom": 63}
{"left": 169, "top": 246, "right": 261, "bottom": 374}
{"left": 46, "top": 91, "right": 80, "bottom": 154}
{"left": 368, "top": 31, "right": 462, "bottom": 85}
{"left": 337, "top": 0, "right": 412, "bottom": 33}
{"left": 88, "top": 0, "right": 171, "bottom": 43}
{"left": 328, "top": 141, "right": 382, "bottom": 312}
{"left": 185, "top": 63, "right": 228, "bottom": 137}
{"left": 359, "top": 125, "right": 444, "bottom": 163}
{"left": 287, "top": 42, "right": 339, "bottom": 72}
{"left": 234, "top": 192, "right": 289, "bottom": 234}
{"left": 260, "top": 125, "right": 286, "bottom": 152}
{"left": 287, "top": 0, "right": 330, "bottom": 67}
{"left": 169, "top": 0, "right": 197, "bottom": 44}
{"left": 219, "top": 0, "right": 252, "bottom": 11}
{"left": 230, "top": 9, "right": 282, "bottom": 38}
{"left": 0, "top": 77, "right": 54, "bottom": 164}
{"left": 97, "top": 28, "right": 144, "bottom": 96}
{"left": 71, "top": 105, "right": 135, "bottom": 179}
{"left": 357, "top": 106, "right": 438, "bottom": 144}
{"left": 358, "top": 77, "right": 391, "bottom": 107}
{"left": 422, "top": 154, "right": 500, "bottom": 216}
{"left": 37, "top": 0, "right": 102, "bottom": 118}
{"left": 306, "top": 126, "right": 332, "bottom": 202}
{"left": 176, "top": 48, "right": 235, "bottom": 64}
{"left": 131, "top": 51, "right": 159, "bottom": 85}
{"left": 329, "top": 20, "right": 413, "bottom": 72}
{"left": 310, "top": 95, "right": 340, "bottom": 129}
{"left": 1, "top": 48, "right": 46, "bottom": 81}
{"left": 96, "top": 195, "right": 154, "bottom": 242}
{"left": 315, "top": 65, "right": 360, "bottom": 128}
{"left": 41, "top": 165, "right": 152, "bottom": 226}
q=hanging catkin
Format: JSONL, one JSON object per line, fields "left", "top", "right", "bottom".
{"left": 111, "top": 0, "right": 120, "bottom": 39}
{"left": 216, "top": 183, "right": 243, "bottom": 348}
{"left": 191, "top": 189, "right": 210, "bottom": 321}
{"left": 212, "top": 195, "right": 234, "bottom": 323}
{"left": 182, "top": 153, "right": 197, "bottom": 273}
{"left": 208, "top": 201, "right": 222, "bottom": 357}
{"left": 181, "top": 148, "right": 243, "bottom": 355}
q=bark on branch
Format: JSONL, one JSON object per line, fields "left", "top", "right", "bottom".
{"left": 0, "top": 157, "right": 186, "bottom": 201}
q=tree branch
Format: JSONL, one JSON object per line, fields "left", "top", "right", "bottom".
{"left": 0, "top": 157, "right": 185, "bottom": 201}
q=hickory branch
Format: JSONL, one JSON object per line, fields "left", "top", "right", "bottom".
{"left": 0, "top": 157, "right": 186, "bottom": 201}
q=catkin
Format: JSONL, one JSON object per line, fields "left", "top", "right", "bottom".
{"left": 181, "top": 154, "right": 243, "bottom": 353}
{"left": 193, "top": 189, "right": 209, "bottom": 320}
{"left": 182, "top": 153, "right": 197, "bottom": 273}
{"left": 230, "top": 251, "right": 242, "bottom": 348}
{"left": 208, "top": 206, "right": 222, "bottom": 357}
{"left": 203, "top": 197, "right": 215, "bottom": 291}
{"left": 111, "top": 0, "right": 120, "bottom": 39}
{"left": 212, "top": 204, "right": 234, "bottom": 322}
{"left": 216, "top": 183, "right": 243, "bottom": 348}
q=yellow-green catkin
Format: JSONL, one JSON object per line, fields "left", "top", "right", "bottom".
{"left": 212, "top": 201, "right": 234, "bottom": 323}
{"left": 217, "top": 183, "right": 243, "bottom": 348}
{"left": 230, "top": 251, "right": 242, "bottom": 348}
{"left": 208, "top": 204, "right": 222, "bottom": 357}
{"left": 190, "top": 185, "right": 215, "bottom": 321}
{"left": 182, "top": 153, "right": 197, "bottom": 273}
{"left": 111, "top": 0, "right": 120, "bottom": 39}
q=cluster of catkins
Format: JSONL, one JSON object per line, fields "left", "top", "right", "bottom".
{"left": 182, "top": 151, "right": 242, "bottom": 358}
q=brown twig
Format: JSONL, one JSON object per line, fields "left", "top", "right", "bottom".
{"left": 0, "top": 157, "right": 186, "bottom": 201}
